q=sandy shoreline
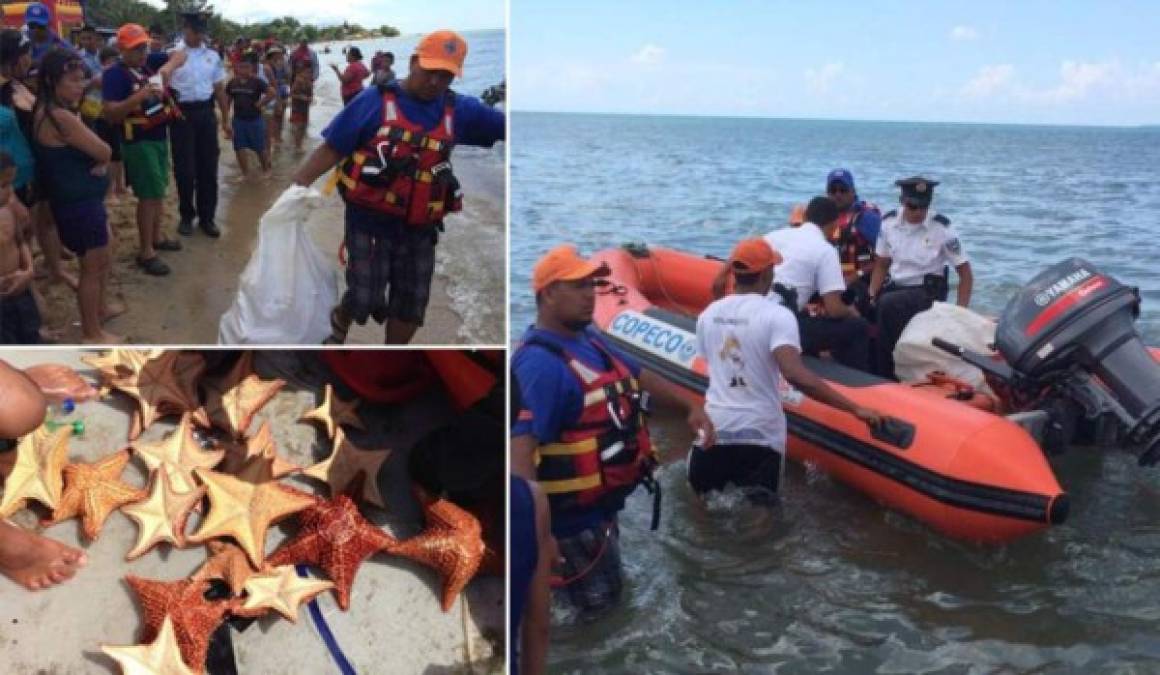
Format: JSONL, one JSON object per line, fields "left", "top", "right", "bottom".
{"left": 36, "top": 131, "right": 468, "bottom": 346}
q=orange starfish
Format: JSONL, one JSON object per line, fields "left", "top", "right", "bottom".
{"left": 198, "top": 352, "right": 285, "bottom": 439}
{"left": 299, "top": 383, "right": 365, "bottom": 440}
{"left": 386, "top": 493, "right": 485, "bottom": 612}
{"left": 301, "top": 427, "right": 390, "bottom": 509}
{"left": 218, "top": 421, "right": 299, "bottom": 482}
{"left": 186, "top": 469, "right": 316, "bottom": 568}
{"left": 121, "top": 467, "right": 207, "bottom": 560}
{"left": 265, "top": 491, "right": 396, "bottom": 611}
{"left": 131, "top": 413, "right": 224, "bottom": 496}
{"left": 42, "top": 449, "right": 144, "bottom": 541}
{"left": 125, "top": 574, "right": 234, "bottom": 672}
{"left": 109, "top": 351, "right": 201, "bottom": 440}
{"left": 191, "top": 540, "right": 259, "bottom": 597}
{"left": 0, "top": 425, "right": 71, "bottom": 518}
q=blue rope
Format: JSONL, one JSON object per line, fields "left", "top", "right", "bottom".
{"left": 296, "top": 564, "right": 357, "bottom": 675}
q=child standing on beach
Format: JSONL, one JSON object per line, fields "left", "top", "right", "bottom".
{"left": 33, "top": 49, "right": 121, "bottom": 344}
{"left": 0, "top": 152, "right": 38, "bottom": 344}
{"left": 224, "top": 52, "right": 274, "bottom": 175}
{"left": 289, "top": 67, "right": 312, "bottom": 150}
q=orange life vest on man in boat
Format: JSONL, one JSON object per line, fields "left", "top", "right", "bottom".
{"left": 524, "top": 337, "right": 659, "bottom": 518}
{"left": 831, "top": 202, "right": 880, "bottom": 281}
{"left": 120, "top": 64, "right": 181, "bottom": 142}
{"left": 333, "top": 84, "right": 463, "bottom": 227}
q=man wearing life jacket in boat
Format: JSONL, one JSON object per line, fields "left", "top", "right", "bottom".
{"left": 757, "top": 196, "right": 872, "bottom": 372}
{"left": 290, "top": 30, "right": 505, "bottom": 345}
{"left": 825, "top": 168, "right": 882, "bottom": 315}
{"left": 868, "top": 177, "right": 974, "bottom": 380}
{"left": 694, "top": 238, "right": 882, "bottom": 501}
{"left": 511, "top": 244, "right": 716, "bottom": 620}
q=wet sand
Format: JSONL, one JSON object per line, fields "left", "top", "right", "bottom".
{"left": 37, "top": 133, "right": 466, "bottom": 346}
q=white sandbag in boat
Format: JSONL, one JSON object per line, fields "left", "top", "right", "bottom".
{"left": 218, "top": 185, "right": 338, "bottom": 344}
{"left": 894, "top": 301, "right": 997, "bottom": 391}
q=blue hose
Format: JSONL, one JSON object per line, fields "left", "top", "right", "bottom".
{"left": 296, "top": 564, "right": 357, "bottom": 675}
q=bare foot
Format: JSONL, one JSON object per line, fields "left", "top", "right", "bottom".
{"left": 101, "top": 301, "right": 127, "bottom": 322}
{"left": 0, "top": 520, "right": 87, "bottom": 591}
{"left": 80, "top": 330, "right": 124, "bottom": 345}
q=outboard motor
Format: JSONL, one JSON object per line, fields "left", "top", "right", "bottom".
{"left": 935, "top": 258, "right": 1160, "bottom": 464}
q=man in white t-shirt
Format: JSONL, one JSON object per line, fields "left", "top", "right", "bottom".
{"left": 692, "top": 237, "right": 883, "bottom": 500}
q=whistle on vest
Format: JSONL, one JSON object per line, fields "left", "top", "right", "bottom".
{"left": 360, "top": 140, "right": 416, "bottom": 188}
{"left": 431, "top": 161, "right": 462, "bottom": 201}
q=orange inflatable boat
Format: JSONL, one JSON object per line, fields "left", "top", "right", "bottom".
{"left": 589, "top": 244, "right": 1160, "bottom": 543}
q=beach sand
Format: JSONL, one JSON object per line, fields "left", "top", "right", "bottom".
{"left": 36, "top": 131, "right": 470, "bottom": 346}
{"left": 0, "top": 349, "right": 504, "bottom": 674}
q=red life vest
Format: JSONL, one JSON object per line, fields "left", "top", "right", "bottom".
{"left": 831, "top": 201, "right": 880, "bottom": 277}
{"left": 523, "top": 336, "right": 658, "bottom": 519}
{"left": 334, "top": 85, "right": 463, "bottom": 227}
{"left": 120, "top": 63, "right": 180, "bottom": 142}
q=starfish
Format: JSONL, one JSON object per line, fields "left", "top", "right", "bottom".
{"left": 110, "top": 351, "right": 201, "bottom": 440}
{"left": 186, "top": 469, "right": 316, "bottom": 568}
{"left": 0, "top": 426, "right": 71, "bottom": 518}
{"left": 233, "top": 565, "right": 335, "bottom": 623}
{"left": 101, "top": 616, "right": 198, "bottom": 675}
{"left": 199, "top": 352, "right": 285, "bottom": 439}
{"left": 218, "top": 421, "right": 299, "bottom": 482}
{"left": 299, "top": 383, "right": 365, "bottom": 440}
{"left": 122, "top": 467, "right": 207, "bottom": 560}
{"left": 301, "top": 427, "right": 390, "bottom": 509}
{"left": 191, "top": 540, "right": 258, "bottom": 597}
{"left": 387, "top": 494, "right": 485, "bottom": 612}
{"left": 266, "top": 491, "right": 396, "bottom": 611}
{"left": 43, "top": 449, "right": 144, "bottom": 541}
{"left": 125, "top": 574, "right": 234, "bottom": 672}
{"left": 83, "top": 348, "right": 160, "bottom": 384}
{"left": 131, "top": 413, "right": 224, "bottom": 496}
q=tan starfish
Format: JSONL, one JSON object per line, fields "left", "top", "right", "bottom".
{"left": 43, "top": 449, "right": 144, "bottom": 541}
{"left": 197, "top": 352, "right": 285, "bottom": 439}
{"left": 110, "top": 351, "right": 201, "bottom": 440}
{"left": 233, "top": 565, "right": 335, "bottom": 622}
{"left": 0, "top": 426, "right": 71, "bottom": 518}
{"left": 122, "top": 467, "right": 207, "bottom": 560}
{"left": 101, "top": 616, "right": 197, "bottom": 675}
{"left": 131, "top": 413, "right": 224, "bottom": 496}
{"left": 186, "top": 469, "right": 316, "bottom": 568}
{"left": 386, "top": 493, "right": 486, "bottom": 612}
{"left": 82, "top": 348, "right": 159, "bottom": 385}
{"left": 218, "top": 421, "right": 299, "bottom": 482}
{"left": 172, "top": 351, "right": 207, "bottom": 416}
{"left": 126, "top": 575, "right": 234, "bottom": 672}
{"left": 300, "top": 383, "right": 365, "bottom": 440}
{"left": 302, "top": 427, "right": 390, "bottom": 509}
{"left": 191, "top": 540, "right": 258, "bottom": 597}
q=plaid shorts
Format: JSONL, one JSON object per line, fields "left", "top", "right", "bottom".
{"left": 340, "top": 203, "right": 437, "bottom": 325}
{"left": 553, "top": 521, "right": 623, "bottom": 619}
{"left": 0, "top": 288, "right": 41, "bottom": 345}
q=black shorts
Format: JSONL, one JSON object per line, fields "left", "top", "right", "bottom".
{"left": 95, "top": 119, "right": 122, "bottom": 162}
{"left": 553, "top": 521, "right": 623, "bottom": 619}
{"left": 687, "top": 443, "right": 782, "bottom": 498}
{"left": 340, "top": 202, "right": 437, "bottom": 326}
{"left": 0, "top": 287, "right": 41, "bottom": 344}
{"left": 15, "top": 183, "right": 36, "bottom": 208}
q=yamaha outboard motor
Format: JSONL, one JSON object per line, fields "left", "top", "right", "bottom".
{"left": 995, "top": 258, "right": 1160, "bottom": 463}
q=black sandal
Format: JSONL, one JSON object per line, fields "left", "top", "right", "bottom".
{"left": 155, "top": 239, "right": 183, "bottom": 252}
{"left": 137, "top": 256, "right": 171, "bottom": 276}
{"left": 324, "top": 307, "right": 351, "bottom": 344}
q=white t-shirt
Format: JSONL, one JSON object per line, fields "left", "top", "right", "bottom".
{"left": 764, "top": 222, "right": 847, "bottom": 310}
{"left": 875, "top": 210, "right": 968, "bottom": 286}
{"left": 696, "top": 293, "right": 801, "bottom": 451}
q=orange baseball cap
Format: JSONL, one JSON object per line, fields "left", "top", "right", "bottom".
{"left": 117, "top": 23, "right": 149, "bottom": 50}
{"left": 729, "top": 238, "right": 782, "bottom": 274}
{"left": 532, "top": 244, "right": 609, "bottom": 293}
{"left": 415, "top": 30, "right": 467, "bottom": 77}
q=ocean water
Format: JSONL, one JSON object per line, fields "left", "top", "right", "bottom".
{"left": 511, "top": 113, "right": 1160, "bottom": 673}
{"left": 312, "top": 30, "right": 506, "bottom": 343}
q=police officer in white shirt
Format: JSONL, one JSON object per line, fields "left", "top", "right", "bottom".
{"left": 693, "top": 237, "right": 882, "bottom": 502}
{"left": 164, "top": 11, "right": 227, "bottom": 238}
{"left": 867, "top": 176, "right": 974, "bottom": 379}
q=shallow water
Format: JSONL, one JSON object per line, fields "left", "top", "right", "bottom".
{"left": 511, "top": 113, "right": 1160, "bottom": 672}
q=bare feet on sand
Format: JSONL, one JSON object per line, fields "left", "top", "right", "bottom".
{"left": 101, "top": 300, "right": 127, "bottom": 323}
{"left": 0, "top": 520, "right": 87, "bottom": 591}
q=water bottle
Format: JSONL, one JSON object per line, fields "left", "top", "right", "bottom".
{"left": 45, "top": 398, "right": 84, "bottom": 437}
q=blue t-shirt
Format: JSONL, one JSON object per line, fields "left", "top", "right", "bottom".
{"left": 512, "top": 326, "right": 642, "bottom": 536}
{"left": 146, "top": 50, "right": 169, "bottom": 73}
{"left": 102, "top": 62, "right": 167, "bottom": 143}
{"left": 321, "top": 84, "right": 505, "bottom": 156}
{"left": 852, "top": 199, "right": 882, "bottom": 248}
{"left": 28, "top": 32, "right": 72, "bottom": 65}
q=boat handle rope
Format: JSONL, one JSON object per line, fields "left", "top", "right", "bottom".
{"left": 297, "top": 564, "right": 357, "bottom": 675}
{"left": 549, "top": 523, "right": 614, "bottom": 588}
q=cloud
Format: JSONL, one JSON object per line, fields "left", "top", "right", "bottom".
{"left": 960, "top": 64, "right": 1015, "bottom": 98}
{"left": 804, "top": 62, "right": 845, "bottom": 93}
{"left": 630, "top": 44, "right": 666, "bottom": 66}
{"left": 949, "top": 25, "right": 979, "bottom": 41}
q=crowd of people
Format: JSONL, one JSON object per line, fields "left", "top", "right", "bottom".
{"left": 510, "top": 170, "right": 975, "bottom": 673}
{"left": 0, "top": 2, "right": 411, "bottom": 346}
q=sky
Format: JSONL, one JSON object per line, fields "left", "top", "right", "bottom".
{"left": 511, "top": 0, "right": 1160, "bottom": 126}
{"left": 151, "top": 0, "right": 504, "bottom": 35}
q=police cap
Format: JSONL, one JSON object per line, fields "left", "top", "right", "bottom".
{"left": 894, "top": 176, "right": 940, "bottom": 206}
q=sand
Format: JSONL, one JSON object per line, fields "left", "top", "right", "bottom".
{"left": 0, "top": 349, "right": 504, "bottom": 674}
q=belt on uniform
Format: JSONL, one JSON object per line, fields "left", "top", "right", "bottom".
{"left": 177, "top": 99, "right": 214, "bottom": 110}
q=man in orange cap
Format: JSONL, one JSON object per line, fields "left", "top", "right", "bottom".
{"left": 693, "top": 237, "right": 882, "bottom": 501}
{"left": 292, "top": 29, "right": 504, "bottom": 345}
{"left": 511, "top": 243, "right": 715, "bottom": 621}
